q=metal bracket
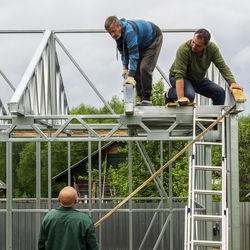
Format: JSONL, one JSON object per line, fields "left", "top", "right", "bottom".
{"left": 176, "top": 114, "right": 193, "bottom": 124}
{"left": 12, "top": 117, "right": 34, "bottom": 126}
{"left": 147, "top": 130, "right": 170, "bottom": 140}
{"left": 120, "top": 115, "right": 141, "bottom": 126}
{"left": 0, "top": 132, "right": 9, "bottom": 141}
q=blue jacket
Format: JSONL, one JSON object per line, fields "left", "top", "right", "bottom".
{"left": 116, "top": 18, "right": 161, "bottom": 76}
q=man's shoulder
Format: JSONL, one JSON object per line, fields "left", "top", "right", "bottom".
{"left": 207, "top": 41, "right": 219, "bottom": 51}
{"left": 176, "top": 40, "right": 192, "bottom": 56}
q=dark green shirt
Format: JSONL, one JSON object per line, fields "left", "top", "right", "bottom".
{"left": 169, "top": 39, "right": 235, "bottom": 85}
{"left": 38, "top": 206, "right": 99, "bottom": 250}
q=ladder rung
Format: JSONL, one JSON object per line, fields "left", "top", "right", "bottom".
{"left": 194, "top": 189, "right": 222, "bottom": 195}
{"left": 193, "top": 214, "right": 222, "bottom": 221}
{"left": 196, "top": 118, "right": 222, "bottom": 123}
{"left": 194, "top": 165, "right": 222, "bottom": 171}
{"left": 195, "top": 141, "right": 222, "bottom": 146}
{"left": 193, "top": 240, "right": 222, "bottom": 247}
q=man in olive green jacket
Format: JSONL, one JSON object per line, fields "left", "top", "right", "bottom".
{"left": 38, "top": 186, "right": 99, "bottom": 250}
{"left": 166, "top": 28, "right": 243, "bottom": 105}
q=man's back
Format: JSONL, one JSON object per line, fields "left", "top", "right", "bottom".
{"left": 38, "top": 206, "right": 99, "bottom": 250}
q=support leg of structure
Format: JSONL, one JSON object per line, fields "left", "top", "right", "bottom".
{"left": 36, "top": 142, "right": 41, "bottom": 250}
{"left": 128, "top": 141, "right": 133, "bottom": 250}
{"left": 226, "top": 114, "right": 240, "bottom": 250}
{"left": 6, "top": 142, "right": 12, "bottom": 250}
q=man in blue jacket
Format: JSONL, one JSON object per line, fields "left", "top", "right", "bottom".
{"left": 105, "top": 16, "right": 162, "bottom": 106}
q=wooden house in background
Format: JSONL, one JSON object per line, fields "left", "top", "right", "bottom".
{"left": 0, "top": 180, "right": 6, "bottom": 198}
{"left": 53, "top": 142, "right": 126, "bottom": 202}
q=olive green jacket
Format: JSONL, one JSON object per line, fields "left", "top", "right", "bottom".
{"left": 170, "top": 39, "right": 235, "bottom": 85}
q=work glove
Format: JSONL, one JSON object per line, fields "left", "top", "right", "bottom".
{"left": 123, "top": 76, "right": 136, "bottom": 87}
{"left": 122, "top": 69, "right": 129, "bottom": 79}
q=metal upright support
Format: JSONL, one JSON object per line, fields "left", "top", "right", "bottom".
{"left": 50, "top": 32, "right": 57, "bottom": 117}
{"left": 36, "top": 141, "right": 41, "bottom": 250}
{"left": 226, "top": 114, "right": 240, "bottom": 250}
{"left": 48, "top": 140, "right": 52, "bottom": 210}
{"left": 169, "top": 141, "right": 173, "bottom": 250}
{"left": 98, "top": 141, "right": 102, "bottom": 250}
{"left": 67, "top": 141, "right": 71, "bottom": 186}
{"left": 128, "top": 141, "right": 133, "bottom": 250}
{"left": 6, "top": 142, "right": 12, "bottom": 250}
{"left": 88, "top": 141, "right": 92, "bottom": 214}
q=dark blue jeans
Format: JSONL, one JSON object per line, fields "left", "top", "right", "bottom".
{"left": 168, "top": 77, "right": 225, "bottom": 105}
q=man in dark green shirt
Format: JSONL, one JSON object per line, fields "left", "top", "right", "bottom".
{"left": 166, "top": 28, "right": 243, "bottom": 105}
{"left": 38, "top": 186, "right": 99, "bottom": 250}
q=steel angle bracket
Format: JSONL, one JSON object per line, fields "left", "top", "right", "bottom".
{"left": 176, "top": 113, "right": 193, "bottom": 124}
{"left": 119, "top": 115, "right": 141, "bottom": 126}
{"left": 147, "top": 130, "right": 170, "bottom": 140}
{"left": 12, "top": 116, "right": 35, "bottom": 126}
{"left": 0, "top": 132, "right": 9, "bottom": 141}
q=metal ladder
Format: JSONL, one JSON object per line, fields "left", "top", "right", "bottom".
{"left": 184, "top": 107, "right": 228, "bottom": 250}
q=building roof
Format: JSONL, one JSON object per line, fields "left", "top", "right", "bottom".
{"left": 0, "top": 180, "right": 6, "bottom": 190}
{"left": 53, "top": 141, "right": 122, "bottom": 182}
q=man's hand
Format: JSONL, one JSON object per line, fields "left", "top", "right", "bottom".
{"left": 122, "top": 69, "right": 129, "bottom": 79}
{"left": 123, "top": 76, "right": 136, "bottom": 87}
{"left": 230, "top": 82, "right": 243, "bottom": 92}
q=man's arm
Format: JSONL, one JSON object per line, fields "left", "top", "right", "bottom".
{"left": 173, "top": 44, "right": 190, "bottom": 102}
{"left": 86, "top": 223, "right": 99, "bottom": 250}
{"left": 38, "top": 224, "right": 46, "bottom": 250}
{"left": 176, "top": 79, "right": 185, "bottom": 99}
{"left": 212, "top": 44, "right": 244, "bottom": 92}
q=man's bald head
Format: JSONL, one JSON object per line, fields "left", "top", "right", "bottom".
{"left": 58, "top": 186, "right": 77, "bottom": 207}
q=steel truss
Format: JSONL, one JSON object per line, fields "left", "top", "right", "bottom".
{"left": 0, "top": 29, "right": 244, "bottom": 250}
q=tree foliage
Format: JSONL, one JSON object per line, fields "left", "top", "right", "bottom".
{"left": 238, "top": 115, "right": 250, "bottom": 201}
{"left": 0, "top": 80, "right": 249, "bottom": 202}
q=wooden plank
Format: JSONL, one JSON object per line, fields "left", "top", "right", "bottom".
{"left": 232, "top": 89, "right": 247, "bottom": 103}
{"left": 166, "top": 102, "right": 195, "bottom": 107}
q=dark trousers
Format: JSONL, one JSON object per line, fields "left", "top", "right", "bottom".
{"left": 135, "top": 34, "right": 163, "bottom": 101}
{"left": 168, "top": 76, "right": 225, "bottom": 105}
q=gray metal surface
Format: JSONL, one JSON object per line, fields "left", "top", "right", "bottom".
{"left": 0, "top": 202, "right": 248, "bottom": 250}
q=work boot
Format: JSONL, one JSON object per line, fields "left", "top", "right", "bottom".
{"left": 140, "top": 100, "right": 152, "bottom": 106}
{"left": 164, "top": 88, "right": 174, "bottom": 105}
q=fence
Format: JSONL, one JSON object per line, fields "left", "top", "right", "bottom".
{"left": 0, "top": 201, "right": 249, "bottom": 250}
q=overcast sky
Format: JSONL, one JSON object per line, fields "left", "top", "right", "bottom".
{"left": 0, "top": 0, "right": 249, "bottom": 114}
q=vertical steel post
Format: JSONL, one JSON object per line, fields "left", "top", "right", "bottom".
{"left": 169, "top": 141, "right": 173, "bottom": 250}
{"left": 6, "top": 142, "right": 12, "bottom": 250}
{"left": 98, "top": 141, "right": 102, "bottom": 250}
{"left": 36, "top": 141, "right": 41, "bottom": 250}
{"left": 128, "top": 141, "right": 133, "bottom": 250}
{"left": 50, "top": 31, "right": 56, "bottom": 119}
{"left": 226, "top": 114, "right": 240, "bottom": 250}
{"left": 88, "top": 141, "right": 92, "bottom": 214}
{"left": 160, "top": 140, "right": 164, "bottom": 250}
{"left": 67, "top": 142, "right": 71, "bottom": 186}
{"left": 48, "top": 140, "right": 52, "bottom": 210}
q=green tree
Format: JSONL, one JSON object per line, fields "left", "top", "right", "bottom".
{"left": 238, "top": 115, "right": 250, "bottom": 201}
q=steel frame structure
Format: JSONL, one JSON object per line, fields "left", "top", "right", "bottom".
{"left": 0, "top": 29, "right": 244, "bottom": 250}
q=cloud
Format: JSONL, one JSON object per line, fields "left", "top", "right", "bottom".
{"left": 0, "top": 0, "right": 249, "bottom": 114}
